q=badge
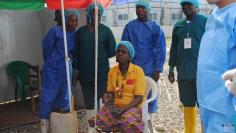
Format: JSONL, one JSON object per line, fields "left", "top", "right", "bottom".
{"left": 184, "top": 38, "right": 191, "bottom": 49}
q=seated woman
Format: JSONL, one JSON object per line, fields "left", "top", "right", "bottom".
{"left": 89, "top": 41, "right": 146, "bottom": 132}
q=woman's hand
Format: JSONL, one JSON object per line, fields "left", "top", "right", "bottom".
{"left": 111, "top": 95, "right": 143, "bottom": 119}
{"left": 102, "top": 92, "right": 114, "bottom": 105}
{"left": 111, "top": 107, "right": 123, "bottom": 119}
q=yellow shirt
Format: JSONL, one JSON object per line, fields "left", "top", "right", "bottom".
{"left": 107, "top": 63, "right": 146, "bottom": 108}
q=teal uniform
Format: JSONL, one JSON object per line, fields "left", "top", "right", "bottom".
{"left": 169, "top": 14, "right": 207, "bottom": 106}
{"left": 73, "top": 24, "right": 116, "bottom": 109}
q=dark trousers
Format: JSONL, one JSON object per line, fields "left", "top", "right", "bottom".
{"left": 80, "top": 80, "right": 107, "bottom": 109}
{"left": 178, "top": 79, "right": 197, "bottom": 107}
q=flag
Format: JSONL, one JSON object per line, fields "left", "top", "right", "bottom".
{"left": 46, "top": 0, "right": 92, "bottom": 9}
{"left": 0, "top": 0, "right": 44, "bottom": 10}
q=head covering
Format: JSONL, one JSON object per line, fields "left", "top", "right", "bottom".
{"left": 116, "top": 41, "right": 135, "bottom": 60}
{"left": 87, "top": 3, "right": 104, "bottom": 18}
{"left": 135, "top": 0, "right": 151, "bottom": 12}
{"left": 180, "top": 0, "right": 199, "bottom": 8}
{"left": 64, "top": 9, "right": 80, "bottom": 23}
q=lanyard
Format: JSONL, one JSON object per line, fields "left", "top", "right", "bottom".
{"left": 186, "top": 21, "right": 192, "bottom": 38}
{"left": 186, "top": 14, "right": 197, "bottom": 38}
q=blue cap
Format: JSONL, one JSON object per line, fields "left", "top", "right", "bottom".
{"left": 116, "top": 41, "right": 135, "bottom": 60}
{"left": 87, "top": 3, "right": 104, "bottom": 18}
{"left": 65, "top": 9, "right": 80, "bottom": 23}
{"left": 180, "top": 0, "right": 200, "bottom": 8}
{"left": 136, "top": 0, "right": 151, "bottom": 12}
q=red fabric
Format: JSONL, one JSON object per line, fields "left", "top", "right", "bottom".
{"left": 46, "top": 0, "right": 111, "bottom": 9}
{"left": 126, "top": 79, "right": 134, "bottom": 85}
{"left": 98, "top": 0, "right": 112, "bottom": 7}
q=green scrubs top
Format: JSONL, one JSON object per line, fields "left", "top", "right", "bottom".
{"left": 73, "top": 23, "right": 116, "bottom": 81}
{"left": 169, "top": 14, "right": 207, "bottom": 79}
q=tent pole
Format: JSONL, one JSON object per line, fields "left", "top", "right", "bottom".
{"left": 94, "top": 0, "right": 98, "bottom": 130}
{"left": 60, "top": 0, "right": 73, "bottom": 113}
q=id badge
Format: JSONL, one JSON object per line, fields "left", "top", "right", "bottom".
{"left": 184, "top": 38, "right": 191, "bottom": 49}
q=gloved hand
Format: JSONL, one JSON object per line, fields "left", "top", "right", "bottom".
{"left": 222, "top": 68, "right": 236, "bottom": 96}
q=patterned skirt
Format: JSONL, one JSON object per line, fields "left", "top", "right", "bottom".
{"left": 89, "top": 106, "right": 144, "bottom": 132}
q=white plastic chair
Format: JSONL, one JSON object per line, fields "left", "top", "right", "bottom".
{"left": 88, "top": 76, "right": 158, "bottom": 133}
{"left": 142, "top": 76, "right": 158, "bottom": 133}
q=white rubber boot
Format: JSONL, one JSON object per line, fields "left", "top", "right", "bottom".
{"left": 40, "top": 119, "right": 49, "bottom": 133}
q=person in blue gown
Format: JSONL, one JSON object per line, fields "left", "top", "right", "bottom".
{"left": 121, "top": 0, "right": 166, "bottom": 113}
{"left": 39, "top": 10, "right": 79, "bottom": 133}
{"left": 197, "top": 0, "right": 236, "bottom": 132}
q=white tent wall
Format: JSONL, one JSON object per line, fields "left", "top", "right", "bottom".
{"left": 0, "top": 9, "right": 87, "bottom": 103}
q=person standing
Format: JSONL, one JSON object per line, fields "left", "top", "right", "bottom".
{"left": 73, "top": 3, "right": 116, "bottom": 110}
{"left": 39, "top": 11, "right": 79, "bottom": 133}
{"left": 168, "top": 0, "right": 207, "bottom": 132}
{"left": 121, "top": 0, "right": 166, "bottom": 113}
{"left": 54, "top": 10, "right": 62, "bottom": 26}
{"left": 197, "top": 0, "right": 236, "bottom": 132}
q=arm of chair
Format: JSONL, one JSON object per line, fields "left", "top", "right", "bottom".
{"left": 142, "top": 100, "right": 150, "bottom": 122}
{"left": 142, "top": 76, "right": 158, "bottom": 121}
{"left": 145, "top": 76, "right": 158, "bottom": 105}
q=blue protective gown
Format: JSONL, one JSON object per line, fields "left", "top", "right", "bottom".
{"left": 40, "top": 26, "right": 75, "bottom": 119}
{"left": 122, "top": 19, "right": 166, "bottom": 113}
{"left": 197, "top": 3, "right": 236, "bottom": 132}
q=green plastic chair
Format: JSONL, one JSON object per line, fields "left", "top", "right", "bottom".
{"left": 7, "top": 61, "right": 30, "bottom": 104}
{"left": 7, "top": 61, "right": 40, "bottom": 111}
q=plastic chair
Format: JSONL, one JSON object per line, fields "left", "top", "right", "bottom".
{"left": 88, "top": 76, "right": 158, "bottom": 133}
{"left": 142, "top": 76, "right": 158, "bottom": 133}
{"left": 7, "top": 61, "right": 41, "bottom": 112}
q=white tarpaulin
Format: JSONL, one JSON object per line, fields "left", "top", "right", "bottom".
{"left": 0, "top": 9, "right": 86, "bottom": 102}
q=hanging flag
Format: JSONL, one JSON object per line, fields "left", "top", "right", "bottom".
{"left": 46, "top": 0, "right": 111, "bottom": 9}
{"left": 0, "top": 0, "right": 45, "bottom": 10}
{"left": 46, "top": 0, "right": 92, "bottom": 9}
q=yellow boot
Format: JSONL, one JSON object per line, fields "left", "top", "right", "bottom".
{"left": 183, "top": 107, "right": 197, "bottom": 133}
